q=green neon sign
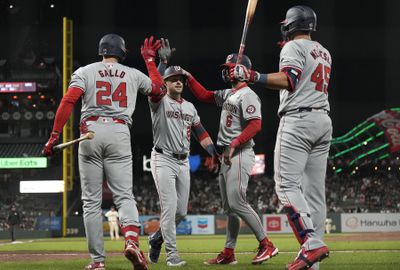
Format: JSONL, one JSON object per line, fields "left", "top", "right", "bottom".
{"left": 0, "top": 157, "right": 47, "bottom": 169}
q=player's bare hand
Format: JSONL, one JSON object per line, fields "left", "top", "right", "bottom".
{"left": 158, "top": 38, "right": 175, "bottom": 63}
{"left": 223, "top": 147, "right": 234, "bottom": 166}
{"left": 141, "top": 36, "right": 161, "bottom": 62}
{"left": 42, "top": 131, "right": 60, "bottom": 157}
{"left": 230, "top": 64, "right": 259, "bottom": 84}
{"left": 180, "top": 68, "right": 192, "bottom": 79}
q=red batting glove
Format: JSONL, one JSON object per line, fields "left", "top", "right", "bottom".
{"left": 42, "top": 131, "right": 60, "bottom": 156}
{"left": 205, "top": 155, "right": 221, "bottom": 174}
{"left": 140, "top": 36, "right": 161, "bottom": 63}
{"left": 229, "top": 64, "right": 260, "bottom": 84}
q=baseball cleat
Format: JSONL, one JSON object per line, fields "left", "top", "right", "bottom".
{"left": 166, "top": 257, "right": 187, "bottom": 267}
{"left": 84, "top": 262, "right": 105, "bottom": 270}
{"left": 124, "top": 241, "right": 149, "bottom": 270}
{"left": 148, "top": 231, "right": 163, "bottom": 263}
{"left": 204, "top": 252, "right": 238, "bottom": 265}
{"left": 251, "top": 240, "right": 279, "bottom": 264}
{"left": 286, "top": 246, "right": 329, "bottom": 270}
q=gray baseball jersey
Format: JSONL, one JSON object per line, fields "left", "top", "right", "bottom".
{"left": 72, "top": 61, "right": 152, "bottom": 263}
{"left": 149, "top": 95, "right": 200, "bottom": 154}
{"left": 213, "top": 86, "right": 268, "bottom": 248}
{"left": 69, "top": 61, "right": 152, "bottom": 126}
{"left": 214, "top": 86, "right": 261, "bottom": 147}
{"left": 274, "top": 39, "right": 333, "bottom": 270}
{"left": 278, "top": 39, "right": 331, "bottom": 115}
{"left": 149, "top": 95, "right": 199, "bottom": 260}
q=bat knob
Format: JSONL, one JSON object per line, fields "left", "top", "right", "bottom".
{"left": 86, "top": 132, "right": 95, "bottom": 140}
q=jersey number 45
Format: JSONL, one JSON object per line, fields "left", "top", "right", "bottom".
{"left": 311, "top": 63, "right": 331, "bottom": 94}
{"left": 96, "top": 81, "right": 127, "bottom": 107}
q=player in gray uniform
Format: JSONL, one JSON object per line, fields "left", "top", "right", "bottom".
{"left": 43, "top": 34, "right": 165, "bottom": 270}
{"left": 146, "top": 64, "right": 219, "bottom": 267}
{"left": 183, "top": 53, "right": 278, "bottom": 265}
{"left": 231, "top": 6, "right": 332, "bottom": 270}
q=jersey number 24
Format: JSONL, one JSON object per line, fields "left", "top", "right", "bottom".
{"left": 96, "top": 81, "right": 127, "bottom": 107}
{"left": 311, "top": 63, "right": 331, "bottom": 94}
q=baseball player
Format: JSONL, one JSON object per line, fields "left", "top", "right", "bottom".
{"left": 182, "top": 53, "right": 278, "bottom": 265}
{"left": 146, "top": 63, "right": 219, "bottom": 266}
{"left": 43, "top": 34, "right": 164, "bottom": 270}
{"left": 231, "top": 5, "right": 332, "bottom": 270}
{"left": 105, "top": 206, "right": 120, "bottom": 240}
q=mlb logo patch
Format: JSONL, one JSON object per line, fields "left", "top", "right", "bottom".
{"left": 266, "top": 216, "right": 281, "bottom": 231}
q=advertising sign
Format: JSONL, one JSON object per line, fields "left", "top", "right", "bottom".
{"left": 0, "top": 157, "right": 47, "bottom": 169}
{"left": 139, "top": 215, "right": 215, "bottom": 235}
{"left": 263, "top": 214, "right": 292, "bottom": 233}
{"left": 184, "top": 215, "right": 215, "bottom": 234}
{"left": 341, "top": 213, "right": 400, "bottom": 232}
{"left": 215, "top": 214, "right": 253, "bottom": 234}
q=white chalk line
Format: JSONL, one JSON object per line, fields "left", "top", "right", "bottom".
{"left": 1, "top": 250, "right": 400, "bottom": 257}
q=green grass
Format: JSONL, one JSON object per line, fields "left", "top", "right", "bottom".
{"left": 1, "top": 234, "right": 400, "bottom": 269}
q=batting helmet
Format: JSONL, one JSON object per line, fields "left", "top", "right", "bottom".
{"left": 163, "top": 66, "right": 187, "bottom": 81}
{"left": 221, "top": 53, "right": 252, "bottom": 69}
{"left": 98, "top": 34, "right": 127, "bottom": 61}
{"left": 221, "top": 53, "right": 252, "bottom": 83}
{"left": 280, "top": 5, "right": 317, "bottom": 41}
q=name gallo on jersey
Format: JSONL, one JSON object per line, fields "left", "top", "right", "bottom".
{"left": 166, "top": 111, "right": 193, "bottom": 122}
{"left": 98, "top": 69, "right": 126, "bottom": 78}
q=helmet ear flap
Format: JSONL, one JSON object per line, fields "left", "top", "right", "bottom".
{"left": 221, "top": 68, "right": 229, "bottom": 83}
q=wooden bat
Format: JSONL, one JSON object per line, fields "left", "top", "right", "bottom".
{"left": 237, "top": 0, "right": 258, "bottom": 64}
{"left": 53, "top": 132, "right": 95, "bottom": 152}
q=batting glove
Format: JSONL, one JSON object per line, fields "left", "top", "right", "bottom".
{"left": 141, "top": 36, "right": 161, "bottom": 63}
{"left": 205, "top": 155, "right": 221, "bottom": 174}
{"left": 158, "top": 38, "right": 176, "bottom": 64}
{"left": 42, "top": 131, "right": 60, "bottom": 157}
{"left": 230, "top": 64, "right": 260, "bottom": 84}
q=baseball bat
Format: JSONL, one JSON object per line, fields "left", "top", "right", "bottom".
{"left": 53, "top": 132, "right": 95, "bottom": 152}
{"left": 237, "top": 0, "right": 258, "bottom": 64}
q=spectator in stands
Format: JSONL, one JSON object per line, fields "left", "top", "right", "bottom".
{"left": 104, "top": 206, "right": 120, "bottom": 241}
{"left": 7, "top": 205, "right": 21, "bottom": 242}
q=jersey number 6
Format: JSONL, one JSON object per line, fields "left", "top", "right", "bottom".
{"left": 96, "top": 81, "right": 127, "bottom": 107}
{"left": 311, "top": 63, "right": 331, "bottom": 94}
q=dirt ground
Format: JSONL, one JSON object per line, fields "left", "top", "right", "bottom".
{"left": 1, "top": 232, "right": 400, "bottom": 262}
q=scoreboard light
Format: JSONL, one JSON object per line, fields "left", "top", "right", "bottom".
{"left": 0, "top": 82, "right": 36, "bottom": 93}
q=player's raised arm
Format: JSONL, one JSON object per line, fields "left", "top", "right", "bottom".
{"left": 183, "top": 69, "right": 216, "bottom": 103}
{"left": 157, "top": 38, "right": 175, "bottom": 76}
{"left": 140, "top": 36, "right": 165, "bottom": 96}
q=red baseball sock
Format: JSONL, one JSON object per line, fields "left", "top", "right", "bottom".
{"left": 121, "top": 225, "right": 140, "bottom": 245}
{"left": 223, "top": 247, "right": 234, "bottom": 256}
{"left": 260, "top": 237, "right": 272, "bottom": 246}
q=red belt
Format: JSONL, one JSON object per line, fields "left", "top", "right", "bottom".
{"left": 85, "top": 116, "right": 126, "bottom": 124}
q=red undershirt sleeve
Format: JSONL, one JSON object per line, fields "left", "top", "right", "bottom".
{"left": 230, "top": 119, "right": 262, "bottom": 148}
{"left": 144, "top": 59, "right": 165, "bottom": 97}
{"left": 52, "top": 87, "right": 83, "bottom": 133}
{"left": 186, "top": 76, "right": 215, "bottom": 103}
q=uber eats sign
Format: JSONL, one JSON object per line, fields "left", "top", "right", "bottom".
{"left": 0, "top": 157, "right": 47, "bottom": 169}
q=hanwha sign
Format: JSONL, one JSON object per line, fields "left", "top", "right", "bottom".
{"left": 345, "top": 216, "right": 359, "bottom": 229}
